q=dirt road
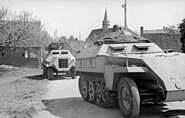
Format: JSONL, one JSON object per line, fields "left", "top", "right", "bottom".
{"left": 36, "top": 77, "right": 185, "bottom": 118}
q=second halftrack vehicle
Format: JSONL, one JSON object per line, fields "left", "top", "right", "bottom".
{"left": 42, "top": 50, "right": 76, "bottom": 80}
{"left": 76, "top": 25, "right": 185, "bottom": 118}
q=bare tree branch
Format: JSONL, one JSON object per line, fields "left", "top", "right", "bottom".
{"left": 0, "top": 9, "right": 42, "bottom": 47}
{"left": 0, "top": 6, "right": 53, "bottom": 49}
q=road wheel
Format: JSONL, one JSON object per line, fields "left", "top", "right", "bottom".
{"left": 79, "top": 77, "right": 88, "bottom": 100}
{"left": 101, "top": 80, "right": 109, "bottom": 103}
{"left": 43, "top": 67, "right": 47, "bottom": 77}
{"left": 95, "top": 81, "right": 102, "bottom": 103}
{"left": 118, "top": 77, "right": 140, "bottom": 118}
{"left": 89, "top": 81, "right": 95, "bottom": 101}
{"left": 47, "top": 67, "right": 54, "bottom": 80}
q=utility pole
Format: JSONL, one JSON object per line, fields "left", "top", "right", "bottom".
{"left": 78, "top": 32, "right": 81, "bottom": 48}
{"left": 122, "top": 0, "right": 127, "bottom": 31}
{"left": 79, "top": 32, "right": 81, "bottom": 41}
{"left": 54, "top": 29, "right": 57, "bottom": 40}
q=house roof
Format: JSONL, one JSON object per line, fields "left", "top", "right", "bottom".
{"left": 143, "top": 29, "right": 167, "bottom": 34}
{"left": 143, "top": 27, "right": 180, "bottom": 34}
{"left": 86, "top": 27, "right": 139, "bottom": 43}
{"left": 86, "top": 9, "right": 139, "bottom": 44}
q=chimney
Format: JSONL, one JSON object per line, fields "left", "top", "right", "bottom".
{"left": 140, "top": 26, "right": 144, "bottom": 37}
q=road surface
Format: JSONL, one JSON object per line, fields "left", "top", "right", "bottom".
{"left": 35, "top": 77, "right": 185, "bottom": 118}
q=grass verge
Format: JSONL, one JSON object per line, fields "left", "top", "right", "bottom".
{"left": 0, "top": 66, "right": 47, "bottom": 118}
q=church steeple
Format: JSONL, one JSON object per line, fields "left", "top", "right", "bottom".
{"left": 102, "top": 9, "right": 110, "bottom": 33}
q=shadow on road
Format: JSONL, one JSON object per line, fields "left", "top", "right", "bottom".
{"left": 42, "top": 97, "right": 122, "bottom": 118}
{"left": 24, "top": 74, "right": 73, "bottom": 81}
{"left": 42, "top": 97, "right": 185, "bottom": 118}
{"left": 139, "top": 103, "right": 185, "bottom": 118}
{"left": 24, "top": 74, "right": 45, "bottom": 80}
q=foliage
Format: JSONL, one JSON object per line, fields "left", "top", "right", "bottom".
{"left": 40, "top": 30, "right": 53, "bottom": 48}
{"left": 0, "top": 8, "right": 41, "bottom": 47}
{"left": 178, "top": 19, "right": 185, "bottom": 42}
{"left": 178, "top": 18, "right": 185, "bottom": 52}
{"left": 69, "top": 35, "right": 74, "bottom": 41}
{"left": 0, "top": 6, "right": 53, "bottom": 49}
{"left": 0, "top": 7, "right": 8, "bottom": 29}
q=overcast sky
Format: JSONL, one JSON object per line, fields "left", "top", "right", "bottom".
{"left": 0, "top": 0, "right": 185, "bottom": 40}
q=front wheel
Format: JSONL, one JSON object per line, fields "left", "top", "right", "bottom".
{"left": 118, "top": 77, "right": 140, "bottom": 118}
{"left": 43, "top": 67, "right": 47, "bottom": 77}
{"left": 68, "top": 67, "right": 76, "bottom": 79}
{"left": 47, "top": 67, "right": 54, "bottom": 80}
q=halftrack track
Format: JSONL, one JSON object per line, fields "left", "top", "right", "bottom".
{"left": 78, "top": 73, "right": 117, "bottom": 108}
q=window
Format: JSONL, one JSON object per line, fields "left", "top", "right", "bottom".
{"left": 61, "top": 51, "right": 68, "bottom": 54}
{"left": 24, "top": 51, "right": 29, "bottom": 58}
{"left": 110, "top": 45, "right": 126, "bottom": 53}
{"left": 134, "top": 44, "right": 150, "bottom": 52}
{"left": 29, "top": 52, "right": 37, "bottom": 59}
{"left": 52, "top": 52, "right": 59, "bottom": 54}
{"left": 1, "top": 53, "right": 4, "bottom": 56}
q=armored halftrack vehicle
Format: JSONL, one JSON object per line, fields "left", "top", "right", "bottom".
{"left": 76, "top": 25, "right": 185, "bottom": 118}
{"left": 42, "top": 50, "right": 76, "bottom": 80}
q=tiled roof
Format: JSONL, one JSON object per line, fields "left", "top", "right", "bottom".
{"left": 86, "top": 27, "right": 138, "bottom": 43}
{"left": 143, "top": 29, "right": 167, "bottom": 34}
{"left": 143, "top": 27, "right": 180, "bottom": 34}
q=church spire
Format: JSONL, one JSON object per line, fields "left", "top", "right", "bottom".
{"left": 102, "top": 8, "right": 110, "bottom": 33}
{"left": 104, "top": 8, "right": 108, "bottom": 21}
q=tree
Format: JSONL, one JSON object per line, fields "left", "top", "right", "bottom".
{"left": 0, "top": 7, "right": 8, "bottom": 32}
{"left": 40, "top": 30, "right": 53, "bottom": 48}
{"left": 0, "top": 7, "right": 42, "bottom": 49}
{"left": 75, "top": 37, "right": 78, "bottom": 41}
{"left": 178, "top": 18, "right": 185, "bottom": 53}
{"left": 69, "top": 35, "right": 75, "bottom": 41}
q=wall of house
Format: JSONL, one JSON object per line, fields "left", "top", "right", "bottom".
{"left": 0, "top": 47, "right": 41, "bottom": 68}
{"left": 142, "top": 33, "right": 181, "bottom": 52}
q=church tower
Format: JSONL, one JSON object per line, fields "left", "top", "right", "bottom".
{"left": 102, "top": 9, "right": 110, "bottom": 33}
